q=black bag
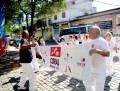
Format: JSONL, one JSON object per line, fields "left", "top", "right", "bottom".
{"left": 36, "top": 55, "right": 42, "bottom": 59}
{"left": 36, "top": 52, "right": 42, "bottom": 59}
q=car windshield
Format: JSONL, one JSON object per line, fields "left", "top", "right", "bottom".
{"left": 60, "top": 27, "right": 86, "bottom": 36}
{"left": 6, "top": 35, "right": 10, "bottom": 37}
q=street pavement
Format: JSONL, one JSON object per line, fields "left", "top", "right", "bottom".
{"left": 0, "top": 46, "right": 120, "bottom": 91}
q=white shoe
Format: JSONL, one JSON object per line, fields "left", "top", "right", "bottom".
{"left": 18, "top": 86, "right": 26, "bottom": 90}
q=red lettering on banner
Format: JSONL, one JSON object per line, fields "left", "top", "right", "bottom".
{"left": 50, "top": 47, "right": 61, "bottom": 57}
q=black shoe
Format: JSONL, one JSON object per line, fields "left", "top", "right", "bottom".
{"left": 35, "top": 71, "right": 39, "bottom": 74}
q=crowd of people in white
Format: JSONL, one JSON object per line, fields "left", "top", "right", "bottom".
{"left": 18, "top": 26, "right": 120, "bottom": 91}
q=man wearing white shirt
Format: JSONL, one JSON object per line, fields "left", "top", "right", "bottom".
{"left": 86, "top": 26, "right": 110, "bottom": 91}
{"left": 19, "top": 31, "right": 37, "bottom": 91}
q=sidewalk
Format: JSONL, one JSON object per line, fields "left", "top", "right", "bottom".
{"left": 0, "top": 60, "right": 120, "bottom": 91}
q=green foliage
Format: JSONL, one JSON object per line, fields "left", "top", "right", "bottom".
{"left": 5, "top": 20, "right": 22, "bottom": 33}
{"left": 4, "top": 0, "right": 67, "bottom": 34}
{"left": 4, "top": 0, "right": 23, "bottom": 23}
{"left": 4, "top": 0, "right": 67, "bottom": 21}
{"left": 5, "top": 21, "right": 13, "bottom": 33}
{"left": 35, "top": 0, "right": 67, "bottom": 17}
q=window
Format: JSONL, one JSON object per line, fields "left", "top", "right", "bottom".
{"left": 84, "top": 12, "right": 88, "bottom": 15}
{"left": 54, "top": 15, "right": 57, "bottom": 20}
{"left": 62, "top": 12, "right": 66, "bottom": 18}
{"left": 71, "top": 1, "right": 75, "bottom": 5}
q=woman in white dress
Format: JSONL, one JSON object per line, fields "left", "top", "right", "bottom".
{"left": 105, "top": 32, "right": 115, "bottom": 76}
{"left": 78, "top": 31, "right": 90, "bottom": 44}
{"left": 82, "top": 34, "right": 90, "bottom": 44}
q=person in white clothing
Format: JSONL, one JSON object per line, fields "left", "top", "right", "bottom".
{"left": 30, "top": 37, "right": 42, "bottom": 73}
{"left": 78, "top": 31, "right": 90, "bottom": 44}
{"left": 38, "top": 36, "right": 46, "bottom": 46}
{"left": 73, "top": 35, "right": 79, "bottom": 44}
{"left": 68, "top": 36, "right": 74, "bottom": 45}
{"left": 85, "top": 26, "right": 110, "bottom": 91}
{"left": 105, "top": 32, "right": 115, "bottom": 76}
{"left": 53, "top": 37, "right": 67, "bottom": 45}
{"left": 112, "top": 34, "right": 120, "bottom": 60}
{"left": 19, "top": 31, "right": 37, "bottom": 91}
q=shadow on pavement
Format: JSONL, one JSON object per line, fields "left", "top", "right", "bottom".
{"left": 2, "top": 77, "right": 20, "bottom": 85}
{"left": 69, "top": 78, "right": 86, "bottom": 91}
{"left": 104, "top": 76, "right": 112, "bottom": 91}
{"left": 44, "top": 70, "right": 56, "bottom": 77}
{"left": 13, "top": 80, "right": 29, "bottom": 91}
{"left": 0, "top": 68, "right": 15, "bottom": 76}
{"left": 53, "top": 74, "right": 68, "bottom": 85}
{"left": 118, "top": 83, "right": 120, "bottom": 91}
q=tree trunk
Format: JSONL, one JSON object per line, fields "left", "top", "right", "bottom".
{"left": 41, "top": 28, "right": 44, "bottom": 37}
{"left": 26, "top": 14, "right": 29, "bottom": 31}
{"left": 30, "top": 0, "right": 36, "bottom": 36}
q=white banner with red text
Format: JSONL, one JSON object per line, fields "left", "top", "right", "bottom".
{"left": 38, "top": 44, "right": 92, "bottom": 82}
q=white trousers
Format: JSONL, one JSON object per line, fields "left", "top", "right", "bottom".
{"left": 31, "top": 47, "right": 40, "bottom": 72}
{"left": 85, "top": 68, "right": 107, "bottom": 91}
{"left": 32, "top": 58, "right": 40, "bottom": 72}
{"left": 106, "top": 55, "right": 113, "bottom": 76}
{"left": 19, "top": 63, "right": 36, "bottom": 90}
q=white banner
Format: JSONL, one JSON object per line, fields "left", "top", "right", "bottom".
{"left": 39, "top": 43, "right": 92, "bottom": 83}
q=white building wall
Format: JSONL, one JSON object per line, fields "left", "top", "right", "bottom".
{"left": 52, "top": 0, "right": 96, "bottom": 23}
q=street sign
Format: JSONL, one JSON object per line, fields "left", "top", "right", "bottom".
{"left": 99, "top": 20, "right": 112, "bottom": 29}
{"left": 13, "top": 19, "right": 21, "bottom": 24}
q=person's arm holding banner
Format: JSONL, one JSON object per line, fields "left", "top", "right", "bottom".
{"left": 53, "top": 37, "right": 59, "bottom": 45}
{"left": 78, "top": 31, "right": 81, "bottom": 39}
{"left": 89, "top": 41, "right": 110, "bottom": 57}
{"left": 89, "top": 49, "right": 110, "bottom": 57}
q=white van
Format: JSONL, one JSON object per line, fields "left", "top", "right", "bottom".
{"left": 59, "top": 25, "right": 92, "bottom": 42}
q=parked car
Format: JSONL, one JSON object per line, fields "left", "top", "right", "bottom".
{"left": 9, "top": 38, "right": 14, "bottom": 46}
{"left": 6, "top": 33, "right": 11, "bottom": 44}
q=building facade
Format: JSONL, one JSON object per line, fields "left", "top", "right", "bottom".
{"left": 71, "top": 8, "right": 120, "bottom": 35}
{"left": 52, "top": 0, "right": 96, "bottom": 40}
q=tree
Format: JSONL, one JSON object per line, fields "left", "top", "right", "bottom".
{"left": 4, "top": 0, "right": 23, "bottom": 23}
{"left": 4, "top": 0, "right": 23, "bottom": 33}
{"left": 35, "top": 0, "right": 67, "bottom": 17}
{"left": 5, "top": 20, "right": 22, "bottom": 33}
{"left": 4, "top": 0, "right": 67, "bottom": 35}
